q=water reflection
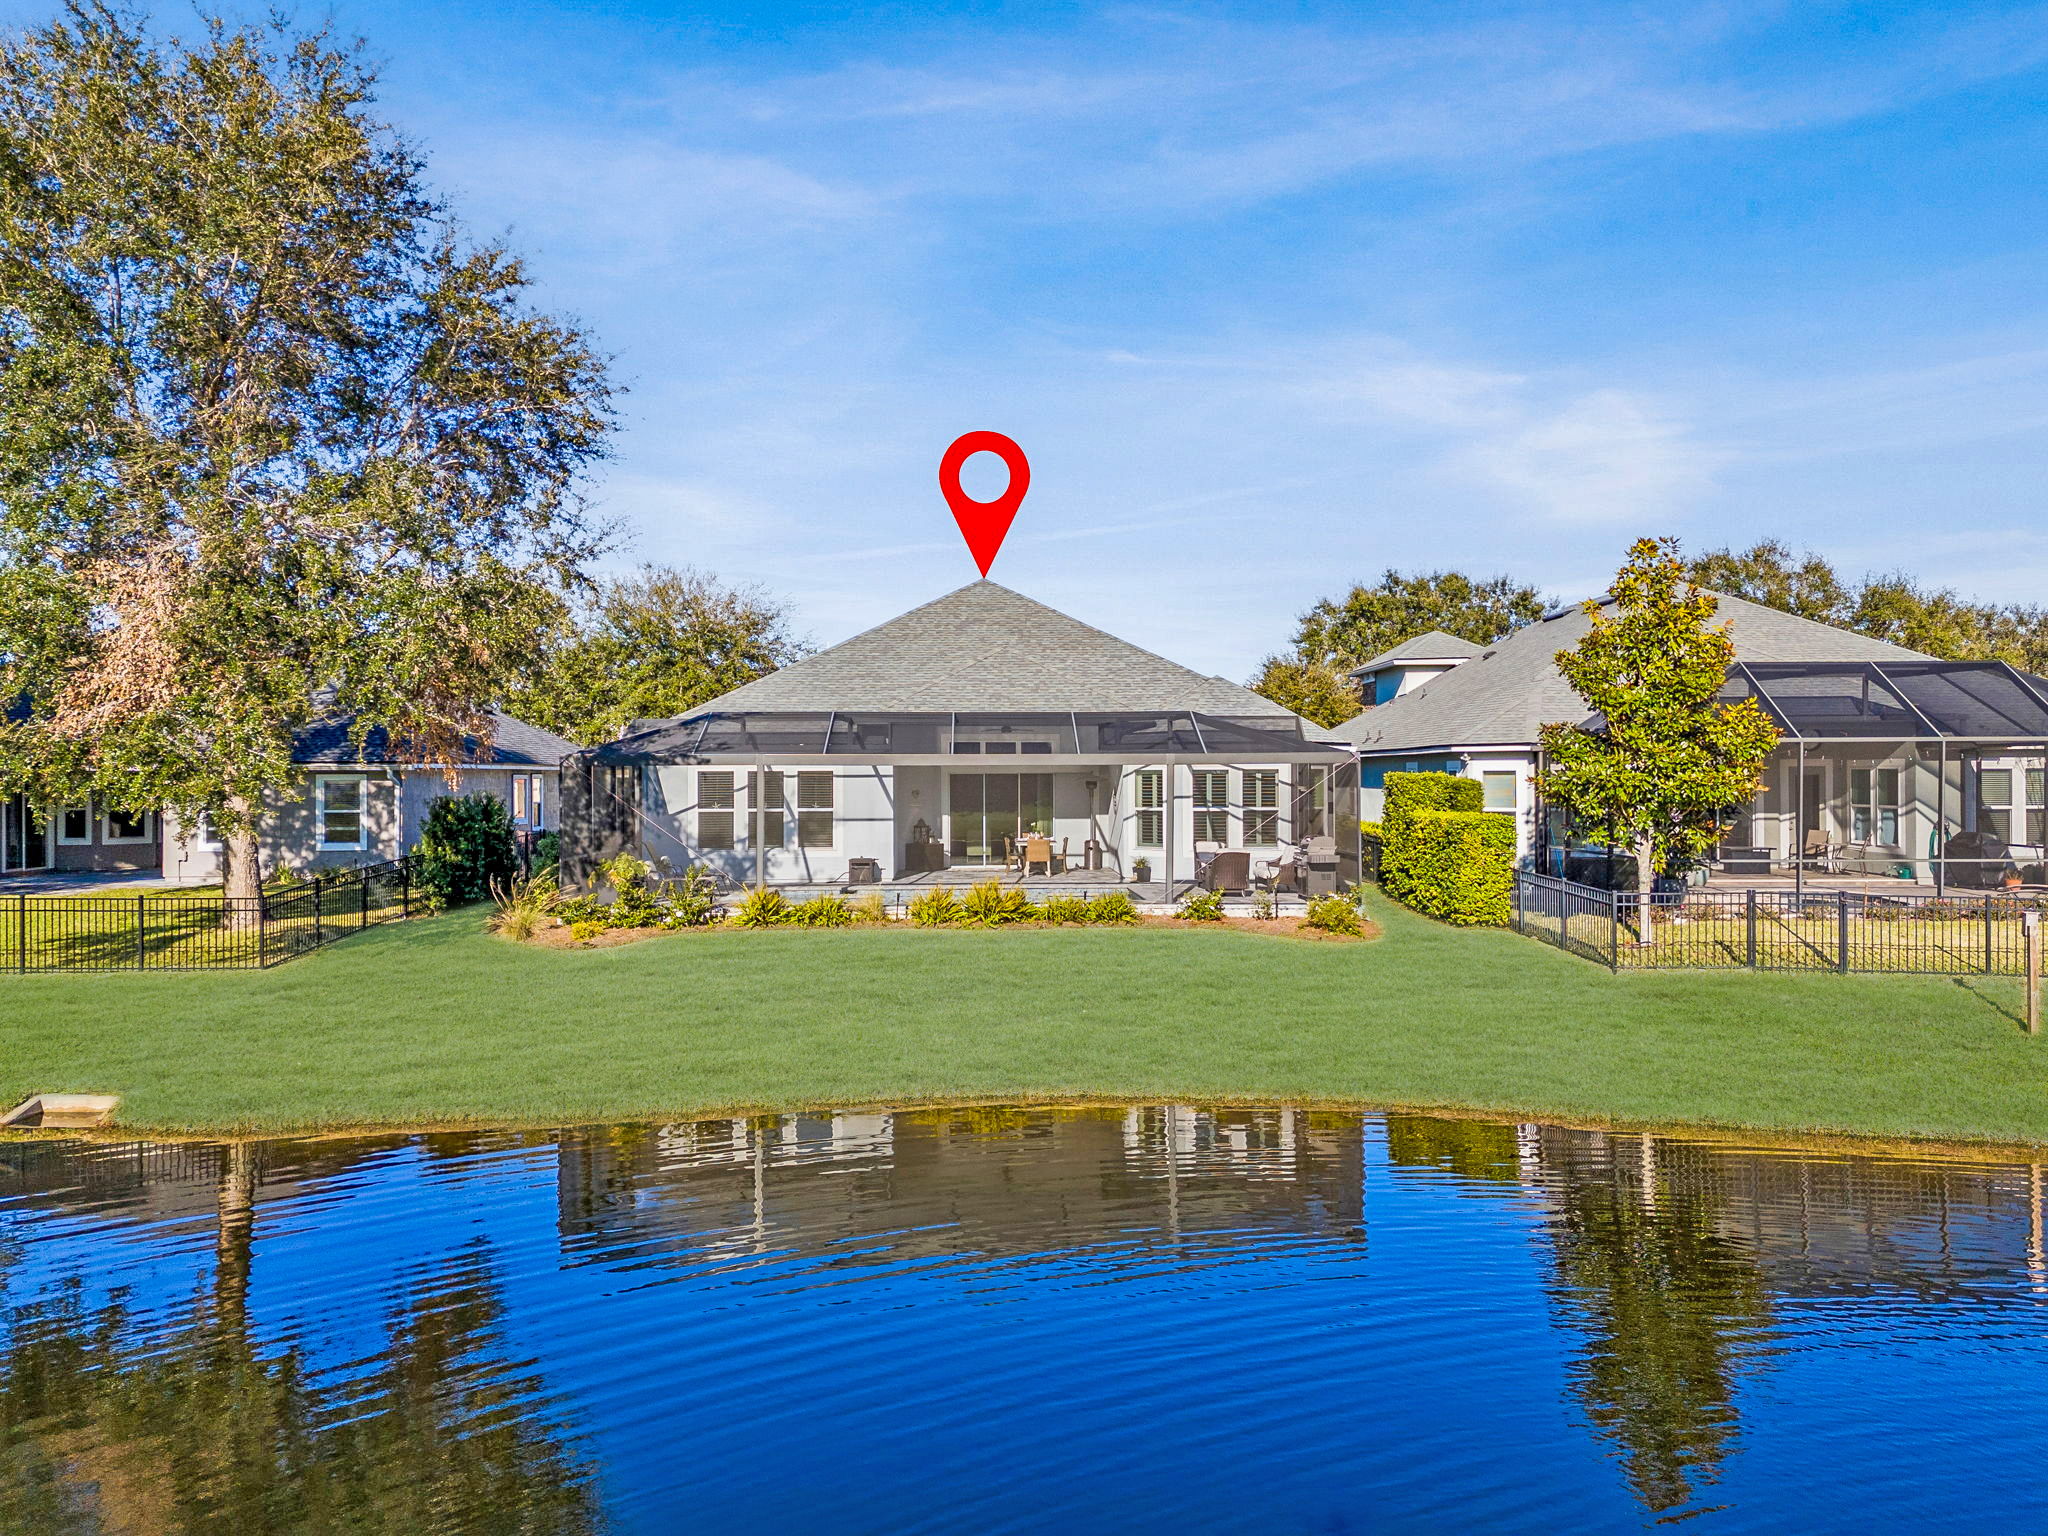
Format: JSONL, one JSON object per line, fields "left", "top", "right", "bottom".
{"left": 4, "top": 1111, "right": 2047, "bottom": 1532}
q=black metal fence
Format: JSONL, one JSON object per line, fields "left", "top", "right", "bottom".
{"left": 0, "top": 859, "right": 414, "bottom": 973}
{"left": 1514, "top": 870, "right": 2048, "bottom": 975}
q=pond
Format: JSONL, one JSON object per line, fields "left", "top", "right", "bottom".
{"left": 3, "top": 1108, "right": 2046, "bottom": 1532}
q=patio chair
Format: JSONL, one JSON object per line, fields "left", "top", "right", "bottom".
{"left": 1199, "top": 850, "right": 1251, "bottom": 895}
{"left": 1023, "top": 836, "right": 1057, "bottom": 876}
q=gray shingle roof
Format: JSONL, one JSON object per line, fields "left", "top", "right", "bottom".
{"left": 1346, "top": 629, "right": 1486, "bottom": 677}
{"left": 292, "top": 709, "right": 576, "bottom": 768}
{"left": 1330, "top": 592, "right": 1930, "bottom": 755}
{"left": 674, "top": 580, "right": 1304, "bottom": 721}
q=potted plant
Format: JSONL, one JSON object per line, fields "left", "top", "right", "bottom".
{"left": 1132, "top": 857, "right": 1152, "bottom": 884}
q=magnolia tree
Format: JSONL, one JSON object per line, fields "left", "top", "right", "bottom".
{"left": 0, "top": 6, "right": 614, "bottom": 908}
{"left": 1536, "top": 539, "right": 1780, "bottom": 936}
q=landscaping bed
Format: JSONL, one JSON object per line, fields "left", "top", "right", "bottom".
{"left": 515, "top": 908, "right": 1377, "bottom": 950}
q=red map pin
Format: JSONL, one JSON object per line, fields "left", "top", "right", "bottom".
{"left": 940, "top": 431, "right": 1030, "bottom": 577}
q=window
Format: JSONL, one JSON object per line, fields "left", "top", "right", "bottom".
{"left": 797, "top": 772, "right": 834, "bottom": 847}
{"left": 1135, "top": 769, "right": 1163, "bottom": 847}
{"left": 697, "top": 771, "right": 734, "bottom": 850}
{"left": 951, "top": 741, "right": 983, "bottom": 754}
{"left": 748, "top": 771, "right": 786, "bottom": 845}
{"left": 1851, "top": 767, "right": 1901, "bottom": 845}
{"left": 1975, "top": 766, "right": 2013, "bottom": 841}
{"left": 508, "top": 773, "right": 545, "bottom": 830}
{"left": 1242, "top": 771, "right": 1279, "bottom": 845}
{"left": 1482, "top": 772, "right": 1516, "bottom": 812}
{"left": 2031, "top": 768, "right": 2046, "bottom": 847}
{"left": 314, "top": 778, "right": 363, "bottom": 850}
{"left": 57, "top": 805, "right": 93, "bottom": 845}
{"left": 1191, "top": 769, "right": 1229, "bottom": 844}
{"left": 102, "top": 807, "right": 153, "bottom": 844}
{"left": 1020, "top": 741, "right": 1053, "bottom": 755}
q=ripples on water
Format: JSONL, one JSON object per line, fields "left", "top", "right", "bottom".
{"left": 3, "top": 1109, "right": 2047, "bottom": 1533}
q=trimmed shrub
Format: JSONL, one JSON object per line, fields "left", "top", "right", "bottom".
{"left": 1398, "top": 809, "right": 1515, "bottom": 925}
{"left": 1176, "top": 888, "right": 1225, "bottom": 922}
{"left": 1038, "top": 895, "right": 1092, "bottom": 925}
{"left": 1379, "top": 772, "right": 1481, "bottom": 903}
{"left": 599, "top": 853, "right": 663, "bottom": 928}
{"left": 960, "top": 879, "right": 1036, "bottom": 926}
{"left": 414, "top": 794, "right": 519, "bottom": 906}
{"left": 529, "top": 830, "right": 561, "bottom": 877}
{"left": 1085, "top": 890, "right": 1139, "bottom": 925}
{"left": 788, "top": 894, "right": 854, "bottom": 928}
{"left": 849, "top": 892, "right": 892, "bottom": 925}
{"left": 1303, "top": 893, "right": 1363, "bottom": 935}
{"left": 729, "top": 888, "right": 791, "bottom": 928}
{"left": 907, "top": 887, "right": 964, "bottom": 927}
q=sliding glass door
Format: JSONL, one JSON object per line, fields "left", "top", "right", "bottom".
{"left": 949, "top": 773, "right": 1052, "bottom": 863}
{"left": 1, "top": 797, "right": 49, "bottom": 872}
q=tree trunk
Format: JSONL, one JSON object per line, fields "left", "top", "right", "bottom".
{"left": 221, "top": 799, "right": 262, "bottom": 928}
{"left": 1635, "top": 832, "right": 1657, "bottom": 946}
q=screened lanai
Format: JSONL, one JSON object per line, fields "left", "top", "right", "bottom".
{"left": 1710, "top": 659, "right": 2048, "bottom": 893}
{"left": 560, "top": 708, "right": 1359, "bottom": 895}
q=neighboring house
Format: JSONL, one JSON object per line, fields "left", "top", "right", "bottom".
{"left": 0, "top": 710, "right": 574, "bottom": 882}
{"left": 560, "top": 580, "right": 1359, "bottom": 890}
{"left": 1329, "top": 591, "right": 2048, "bottom": 887}
{"left": 1346, "top": 630, "right": 1484, "bottom": 707}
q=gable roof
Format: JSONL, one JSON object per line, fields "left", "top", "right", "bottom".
{"left": 1331, "top": 591, "right": 1930, "bottom": 756}
{"left": 1347, "top": 630, "right": 1486, "bottom": 677}
{"left": 671, "top": 580, "right": 1305, "bottom": 721}
{"left": 292, "top": 709, "right": 576, "bottom": 768}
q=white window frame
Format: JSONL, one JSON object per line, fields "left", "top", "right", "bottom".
{"left": 697, "top": 770, "right": 735, "bottom": 850}
{"left": 1134, "top": 769, "right": 1163, "bottom": 848}
{"left": 1850, "top": 766, "right": 1901, "bottom": 847}
{"left": 101, "top": 807, "right": 155, "bottom": 845}
{"left": 796, "top": 771, "right": 834, "bottom": 849}
{"left": 1481, "top": 771, "right": 1517, "bottom": 813}
{"left": 315, "top": 775, "right": 367, "bottom": 851}
{"left": 56, "top": 802, "right": 94, "bottom": 846}
{"left": 1242, "top": 771, "right": 1279, "bottom": 846}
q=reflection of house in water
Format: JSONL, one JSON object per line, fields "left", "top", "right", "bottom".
{"left": 1382, "top": 1116, "right": 2048, "bottom": 1520}
{"left": 552, "top": 1108, "right": 1365, "bottom": 1273}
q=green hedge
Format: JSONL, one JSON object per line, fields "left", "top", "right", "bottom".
{"left": 1380, "top": 772, "right": 1482, "bottom": 902}
{"left": 414, "top": 794, "right": 519, "bottom": 906}
{"left": 1397, "top": 809, "right": 1515, "bottom": 925}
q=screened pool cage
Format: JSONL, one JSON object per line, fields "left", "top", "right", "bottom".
{"left": 1541, "top": 658, "right": 2048, "bottom": 895}
{"left": 559, "top": 709, "right": 1360, "bottom": 893}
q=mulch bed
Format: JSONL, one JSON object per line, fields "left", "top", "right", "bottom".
{"left": 516, "top": 913, "right": 1377, "bottom": 950}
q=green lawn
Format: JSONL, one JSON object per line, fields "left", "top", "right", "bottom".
{"left": 3, "top": 890, "right": 2045, "bottom": 1146}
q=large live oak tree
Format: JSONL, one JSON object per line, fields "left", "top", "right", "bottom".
{"left": 0, "top": 5, "right": 614, "bottom": 904}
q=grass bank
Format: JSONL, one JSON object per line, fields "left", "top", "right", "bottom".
{"left": 2, "top": 892, "right": 2044, "bottom": 1145}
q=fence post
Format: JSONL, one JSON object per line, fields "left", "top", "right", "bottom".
{"left": 257, "top": 887, "right": 268, "bottom": 968}
{"left": 313, "top": 876, "right": 324, "bottom": 948}
{"left": 1987, "top": 897, "right": 1997, "bottom": 976}
{"left": 16, "top": 892, "right": 25, "bottom": 973}
{"left": 2025, "top": 909, "right": 2041, "bottom": 1035}
{"left": 1837, "top": 889, "right": 1850, "bottom": 973}
{"left": 1609, "top": 889, "right": 1619, "bottom": 965}
{"left": 1745, "top": 889, "right": 1757, "bottom": 970}
{"left": 135, "top": 893, "right": 146, "bottom": 971}
{"left": 1513, "top": 871, "right": 1523, "bottom": 932}
{"left": 360, "top": 871, "right": 370, "bottom": 929}
{"left": 400, "top": 859, "right": 410, "bottom": 919}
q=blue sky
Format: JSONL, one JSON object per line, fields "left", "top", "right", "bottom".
{"left": 20, "top": 0, "right": 2048, "bottom": 674}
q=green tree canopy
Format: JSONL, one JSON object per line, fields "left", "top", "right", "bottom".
{"left": 503, "top": 565, "right": 810, "bottom": 744}
{"left": 1684, "top": 539, "right": 1852, "bottom": 625}
{"left": 1537, "top": 538, "right": 1780, "bottom": 926}
{"left": 1687, "top": 541, "right": 2048, "bottom": 671}
{"left": 0, "top": 5, "right": 615, "bottom": 902}
{"left": 1291, "top": 568, "right": 1552, "bottom": 669}
{"left": 1250, "top": 568, "right": 1551, "bottom": 723}
{"left": 1244, "top": 656, "right": 1362, "bottom": 729}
